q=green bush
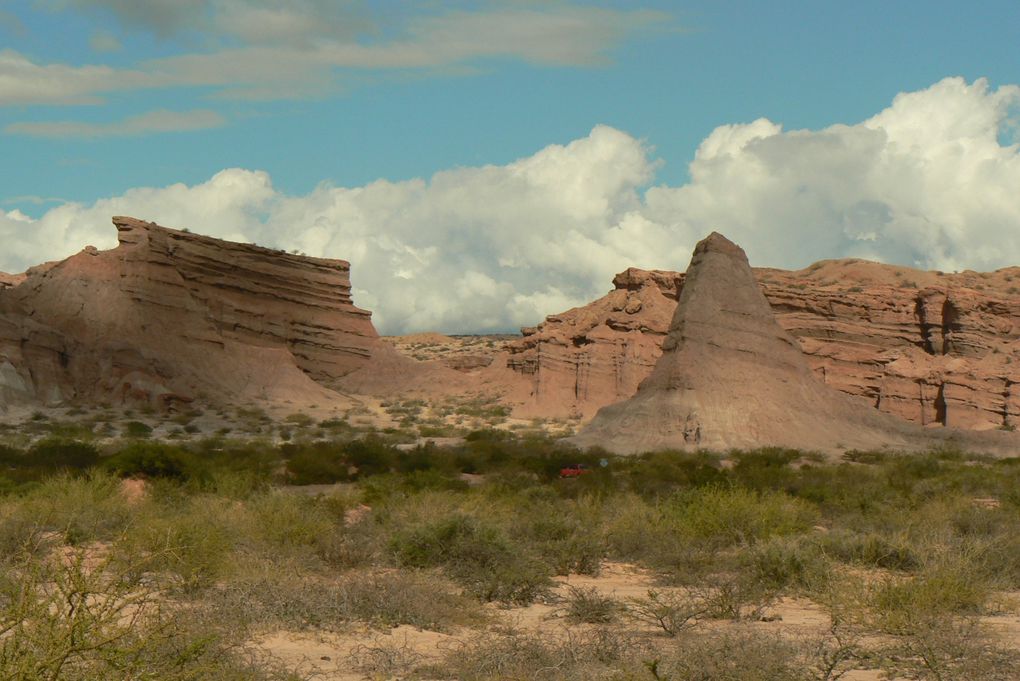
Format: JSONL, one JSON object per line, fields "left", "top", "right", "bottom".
{"left": 26, "top": 438, "right": 99, "bottom": 472}
{"left": 103, "top": 442, "right": 200, "bottom": 481}
{"left": 742, "top": 535, "right": 832, "bottom": 592}
{"left": 117, "top": 496, "right": 237, "bottom": 589}
{"left": 819, "top": 530, "right": 918, "bottom": 570}
{"left": 247, "top": 491, "right": 336, "bottom": 551}
{"left": 344, "top": 437, "right": 398, "bottom": 477}
{"left": 391, "top": 513, "right": 550, "bottom": 604}
{"left": 664, "top": 486, "right": 818, "bottom": 546}
{"left": 871, "top": 561, "right": 994, "bottom": 634}
{"left": 563, "top": 585, "right": 619, "bottom": 623}
{"left": 0, "top": 550, "right": 292, "bottom": 680}
{"left": 122, "top": 420, "right": 153, "bottom": 438}
{"left": 20, "top": 472, "right": 131, "bottom": 544}
{"left": 282, "top": 441, "right": 349, "bottom": 484}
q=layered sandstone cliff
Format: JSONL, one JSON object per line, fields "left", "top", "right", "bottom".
{"left": 509, "top": 260, "right": 1020, "bottom": 430}
{"left": 0, "top": 217, "right": 390, "bottom": 408}
{"left": 570, "top": 233, "right": 1019, "bottom": 456}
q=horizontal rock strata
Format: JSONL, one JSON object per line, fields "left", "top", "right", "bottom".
{"left": 0, "top": 217, "right": 389, "bottom": 408}
{"left": 570, "top": 233, "right": 1020, "bottom": 456}
{"left": 508, "top": 260, "right": 1020, "bottom": 430}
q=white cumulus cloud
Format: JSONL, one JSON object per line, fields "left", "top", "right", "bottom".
{"left": 2, "top": 77, "right": 1019, "bottom": 334}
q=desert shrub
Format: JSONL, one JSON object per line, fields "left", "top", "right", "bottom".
{"left": 696, "top": 572, "right": 778, "bottom": 621}
{"left": 26, "top": 438, "right": 99, "bottom": 472}
{"left": 625, "top": 589, "right": 705, "bottom": 636}
{"left": 394, "top": 442, "right": 449, "bottom": 473}
{"left": 818, "top": 529, "right": 919, "bottom": 570}
{"left": 653, "top": 628, "right": 810, "bottom": 681}
{"left": 283, "top": 412, "right": 313, "bottom": 427}
{"left": 122, "top": 420, "right": 153, "bottom": 438}
{"left": 870, "top": 561, "right": 993, "bottom": 634}
{"left": 390, "top": 513, "right": 550, "bottom": 604}
{"left": 103, "top": 441, "right": 201, "bottom": 481}
{"left": 604, "top": 493, "right": 670, "bottom": 554}
{"left": 206, "top": 565, "right": 480, "bottom": 633}
{"left": 204, "top": 468, "right": 270, "bottom": 500}
{"left": 246, "top": 491, "right": 337, "bottom": 551}
{"left": 742, "top": 535, "right": 832, "bottom": 592}
{"left": 116, "top": 495, "right": 237, "bottom": 590}
{"left": 420, "top": 626, "right": 634, "bottom": 681}
{"left": 37, "top": 419, "right": 97, "bottom": 440}
{"left": 19, "top": 472, "right": 131, "bottom": 544}
{"left": 513, "top": 497, "right": 605, "bottom": 575}
{"left": 0, "top": 501, "right": 55, "bottom": 558}
{"left": 0, "top": 444, "right": 21, "bottom": 467}
{"left": 842, "top": 449, "right": 890, "bottom": 465}
{"left": 973, "top": 532, "right": 1020, "bottom": 588}
{"left": 193, "top": 439, "right": 279, "bottom": 477}
{"left": 563, "top": 586, "right": 620, "bottom": 624}
{"left": 347, "top": 637, "right": 423, "bottom": 678}
{"left": 282, "top": 441, "right": 349, "bottom": 484}
{"left": 728, "top": 448, "right": 800, "bottom": 490}
{"left": 465, "top": 428, "right": 514, "bottom": 442}
{"left": 336, "top": 569, "right": 484, "bottom": 630}
{"left": 664, "top": 486, "right": 818, "bottom": 547}
{"left": 627, "top": 450, "right": 725, "bottom": 496}
{"left": 880, "top": 615, "right": 1020, "bottom": 681}
{"left": 315, "top": 518, "right": 382, "bottom": 569}
{"left": 418, "top": 424, "right": 460, "bottom": 438}
{"left": 344, "top": 436, "right": 398, "bottom": 477}
{"left": 0, "top": 550, "right": 295, "bottom": 681}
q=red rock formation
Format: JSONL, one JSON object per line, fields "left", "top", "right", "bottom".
{"left": 570, "top": 233, "right": 1019, "bottom": 456}
{"left": 0, "top": 217, "right": 390, "bottom": 408}
{"left": 0, "top": 272, "right": 24, "bottom": 289}
{"left": 509, "top": 259, "right": 1020, "bottom": 430}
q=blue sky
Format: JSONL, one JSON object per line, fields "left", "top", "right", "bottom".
{"left": 2, "top": 1, "right": 1019, "bottom": 333}
{"left": 4, "top": 1, "right": 1017, "bottom": 207}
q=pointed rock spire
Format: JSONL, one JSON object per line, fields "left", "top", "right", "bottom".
{"left": 570, "top": 232, "right": 926, "bottom": 454}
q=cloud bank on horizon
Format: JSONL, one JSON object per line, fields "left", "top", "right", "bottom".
{"left": 3, "top": 76, "right": 1019, "bottom": 334}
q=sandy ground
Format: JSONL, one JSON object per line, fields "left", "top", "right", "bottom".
{"left": 252, "top": 562, "right": 910, "bottom": 680}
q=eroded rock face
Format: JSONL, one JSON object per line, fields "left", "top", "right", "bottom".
{"left": 0, "top": 217, "right": 388, "bottom": 408}
{"left": 0, "top": 272, "right": 24, "bottom": 290}
{"left": 569, "top": 233, "right": 1019, "bottom": 455}
{"left": 508, "top": 258, "right": 1020, "bottom": 430}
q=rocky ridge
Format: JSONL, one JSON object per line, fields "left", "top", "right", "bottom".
{"left": 0, "top": 272, "right": 24, "bottom": 289}
{"left": 570, "top": 233, "right": 1019, "bottom": 455}
{"left": 508, "top": 259, "right": 1020, "bottom": 430}
{"left": 0, "top": 217, "right": 393, "bottom": 408}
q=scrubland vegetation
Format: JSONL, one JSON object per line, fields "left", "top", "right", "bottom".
{"left": 1, "top": 420, "right": 1020, "bottom": 679}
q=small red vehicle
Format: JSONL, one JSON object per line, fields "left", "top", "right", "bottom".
{"left": 559, "top": 463, "right": 590, "bottom": 478}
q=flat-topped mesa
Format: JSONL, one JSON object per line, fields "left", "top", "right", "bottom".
{"left": 569, "top": 232, "right": 1019, "bottom": 456}
{"left": 0, "top": 216, "right": 390, "bottom": 408}
{"left": 112, "top": 216, "right": 365, "bottom": 312}
{"left": 106, "top": 216, "right": 378, "bottom": 384}
{"left": 508, "top": 256, "right": 1020, "bottom": 429}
